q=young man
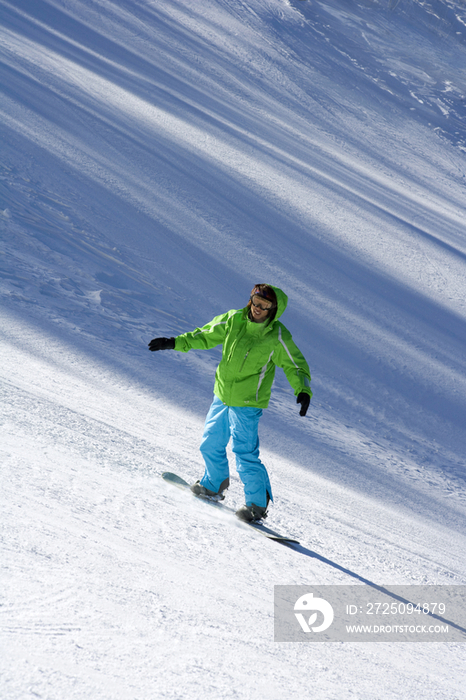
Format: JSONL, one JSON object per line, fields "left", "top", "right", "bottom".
{"left": 148, "top": 284, "right": 312, "bottom": 522}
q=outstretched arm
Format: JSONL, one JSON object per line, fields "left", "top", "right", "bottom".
{"left": 149, "top": 309, "right": 239, "bottom": 354}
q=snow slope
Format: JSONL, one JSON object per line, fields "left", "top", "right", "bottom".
{"left": 1, "top": 0, "right": 466, "bottom": 698}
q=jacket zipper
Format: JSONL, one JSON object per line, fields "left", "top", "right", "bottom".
{"left": 239, "top": 350, "right": 250, "bottom": 372}
{"left": 226, "top": 325, "right": 247, "bottom": 363}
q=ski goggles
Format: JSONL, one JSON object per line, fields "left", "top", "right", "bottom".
{"left": 250, "top": 295, "right": 273, "bottom": 311}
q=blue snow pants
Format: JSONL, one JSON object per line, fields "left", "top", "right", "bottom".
{"left": 199, "top": 395, "right": 273, "bottom": 508}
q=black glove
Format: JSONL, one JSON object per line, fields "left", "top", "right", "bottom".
{"left": 148, "top": 337, "right": 175, "bottom": 352}
{"left": 296, "top": 392, "right": 310, "bottom": 417}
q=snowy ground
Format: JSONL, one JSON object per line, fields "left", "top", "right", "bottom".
{"left": 1, "top": 0, "right": 466, "bottom": 698}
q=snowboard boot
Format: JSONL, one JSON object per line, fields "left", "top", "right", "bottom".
{"left": 190, "top": 478, "right": 229, "bottom": 502}
{"left": 235, "top": 503, "right": 268, "bottom": 523}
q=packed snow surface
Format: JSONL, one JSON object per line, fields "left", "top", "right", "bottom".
{"left": 1, "top": 0, "right": 466, "bottom": 698}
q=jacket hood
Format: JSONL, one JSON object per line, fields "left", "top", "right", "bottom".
{"left": 269, "top": 285, "right": 288, "bottom": 321}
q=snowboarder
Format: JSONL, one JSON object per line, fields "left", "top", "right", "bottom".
{"left": 148, "top": 284, "right": 312, "bottom": 522}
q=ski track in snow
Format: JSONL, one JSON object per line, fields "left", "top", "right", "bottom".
{"left": 1, "top": 0, "right": 466, "bottom": 698}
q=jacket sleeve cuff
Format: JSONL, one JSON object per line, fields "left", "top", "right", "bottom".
{"left": 174, "top": 336, "right": 188, "bottom": 352}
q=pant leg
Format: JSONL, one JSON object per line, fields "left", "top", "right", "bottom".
{"left": 199, "top": 395, "right": 231, "bottom": 493}
{"left": 228, "top": 406, "right": 273, "bottom": 508}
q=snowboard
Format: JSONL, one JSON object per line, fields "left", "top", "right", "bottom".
{"left": 161, "top": 472, "right": 299, "bottom": 545}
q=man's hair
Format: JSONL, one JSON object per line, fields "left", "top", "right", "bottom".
{"left": 250, "top": 284, "right": 277, "bottom": 305}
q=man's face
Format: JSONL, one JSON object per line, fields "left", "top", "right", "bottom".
{"left": 250, "top": 295, "right": 273, "bottom": 323}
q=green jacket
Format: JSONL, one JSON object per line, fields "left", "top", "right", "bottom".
{"left": 174, "top": 286, "right": 312, "bottom": 408}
